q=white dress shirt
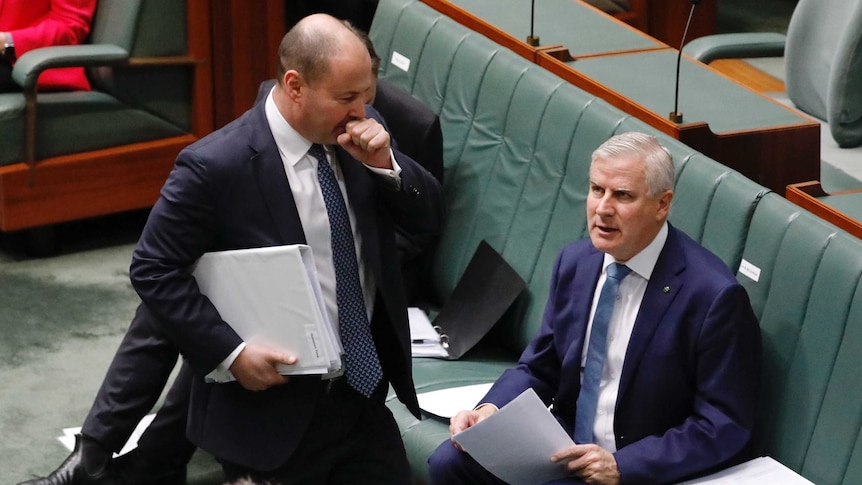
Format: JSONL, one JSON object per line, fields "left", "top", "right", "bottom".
{"left": 581, "top": 222, "right": 668, "bottom": 451}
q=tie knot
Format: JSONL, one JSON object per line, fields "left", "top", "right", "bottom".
{"left": 309, "top": 144, "right": 328, "bottom": 164}
{"left": 607, "top": 263, "right": 632, "bottom": 281}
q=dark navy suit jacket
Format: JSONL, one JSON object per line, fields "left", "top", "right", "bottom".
{"left": 129, "top": 99, "right": 444, "bottom": 470}
{"left": 482, "top": 225, "right": 761, "bottom": 484}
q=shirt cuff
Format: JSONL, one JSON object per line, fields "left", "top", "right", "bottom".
{"left": 364, "top": 148, "right": 402, "bottom": 189}
{"left": 204, "top": 342, "right": 246, "bottom": 383}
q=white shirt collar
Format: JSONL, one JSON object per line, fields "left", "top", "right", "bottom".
{"left": 602, "top": 221, "right": 669, "bottom": 281}
{"left": 263, "top": 88, "right": 316, "bottom": 167}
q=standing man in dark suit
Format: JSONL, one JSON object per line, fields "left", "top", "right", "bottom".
{"left": 17, "top": 22, "right": 444, "bottom": 485}
{"left": 128, "top": 13, "right": 441, "bottom": 484}
{"left": 428, "top": 132, "right": 761, "bottom": 484}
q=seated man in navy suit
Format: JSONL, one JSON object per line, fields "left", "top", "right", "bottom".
{"left": 428, "top": 132, "right": 761, "bottom": 485}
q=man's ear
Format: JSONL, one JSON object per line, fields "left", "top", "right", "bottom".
{"left": 284, "top": 71, "right": 303, "bottom": 101}
{"left": 657, "top": 190, "right": 673, "bottom": 221}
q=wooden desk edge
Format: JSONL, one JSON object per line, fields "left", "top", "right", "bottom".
{"left": 786, "top": 181, "right": 862, "bottom": 239}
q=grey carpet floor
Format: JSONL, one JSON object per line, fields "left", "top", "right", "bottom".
{"left": 0, "top": 238, "right": 222, "bottom": 483}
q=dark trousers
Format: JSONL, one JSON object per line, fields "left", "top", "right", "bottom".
{"left": 428, "top": 439, "right": 586, "bottom": 485}
{"left": 221, "top": 382, "right": 410, "bottom": 485}
{"left": 81, "top": 303, "right": 196, "bottom": 469}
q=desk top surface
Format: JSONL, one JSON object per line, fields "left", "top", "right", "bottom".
{"left": 566, "top": 50, "right": 813, "bottom": 133}
{"left": 447, "top": 0, "right": 662, "bottom": 57}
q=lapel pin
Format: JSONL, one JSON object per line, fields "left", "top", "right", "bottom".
{"left": 663, "top": 286, "right": 670, "bottom": 293}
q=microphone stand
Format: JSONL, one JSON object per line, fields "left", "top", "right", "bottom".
{"left": 669, "top": 0, "right": 701, "bottom": 123}
{"left": 526, "top": 0, "right": 539, "bottom": 46}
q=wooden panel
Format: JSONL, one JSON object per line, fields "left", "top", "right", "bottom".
{"left": 648, "top": 0, "right": 717, "bottom": 47}
{"left": 786, "top": 181, "right": 862, "bottom": 240}
{"left": 210, "top": 0, "right": 287, "bottom": 128}
{"left": 0, "top": 136, "right": 195, "bottom": 232}
{"left": 709, "top": 59, "right": 785, "bottom": 94}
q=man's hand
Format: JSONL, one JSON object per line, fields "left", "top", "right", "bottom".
{"left": 336, "top": 118, "right": 393, "bottom": 169}
{"left": 449, "top": 404, "right": 497, "bottom": 451}
{"left": 551, "top": 444, "right": 620, "bottom": 485}
{"left": 229, "top": 343, "right": 297, "bottom": 391}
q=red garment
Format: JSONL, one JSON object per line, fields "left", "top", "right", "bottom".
{"left": 0, "top": 0, "right": 97, "bottom": 91}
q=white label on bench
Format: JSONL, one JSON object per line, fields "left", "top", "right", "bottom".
{"left": 391, "top": 51, "right": 411, "bottom": 72}
{"left": 739, "top": 259, "right": 761, "bottom": 282}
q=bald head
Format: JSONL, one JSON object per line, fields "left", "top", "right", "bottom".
{"left": 276, "top": 14, "right": 370, "bottom": 88}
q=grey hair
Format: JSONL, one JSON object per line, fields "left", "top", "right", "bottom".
{"left": 591, "top": 132, "right": 675, "bottom": 197}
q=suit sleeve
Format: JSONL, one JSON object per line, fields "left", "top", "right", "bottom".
{"left": 129, "top": 147, "right": 244, "bottom": 376}
{"left": 368, "top": 106, "right": 445, "bottom": 255}
{"left": 614, "top": 283, "right": 762, "bottom": 484}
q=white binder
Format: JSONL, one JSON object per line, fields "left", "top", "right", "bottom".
{"left": 192, "top": 244, "right": 342, "bottom": 375}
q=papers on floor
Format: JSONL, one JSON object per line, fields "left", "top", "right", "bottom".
{"left": 678, "top": 456, "right": 815, "bottom": 484}
{"left": 59, "top": 414, "right": 154, "bottom": 457}
{"left": 453, "top": 388, "right": 573, "bottom": 485}
{"left": 417, "top": 383, "right": 494, "bottom": 419}
{"left": 192, "top": 244, "right": 342, "bottom": 376}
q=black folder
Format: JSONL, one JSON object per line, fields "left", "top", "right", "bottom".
{"left": 427, "top": 240, "right": 527, "bottom": 360}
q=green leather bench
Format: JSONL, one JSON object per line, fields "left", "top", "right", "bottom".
{"left": 735, "top": 193, "right": 862, "bottom": 484}
{"left": 370, "top": 0, "right": 776, "bottom": 482}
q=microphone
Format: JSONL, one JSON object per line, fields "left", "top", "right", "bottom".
{"left": 526, "top": 0, "right": 539, "bottom": 46}
{"left": 669, "top": 0, "right": 702, "bottom": 123}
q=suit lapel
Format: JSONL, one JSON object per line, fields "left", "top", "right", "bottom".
{"left": 247, "top": 103, "right": 307, "bottom": 245}
{"left": 559, "top": 248, "right": 605, "bottom": 399}
{"left": 617, "top": 227, "right": 685, "bottom": 398}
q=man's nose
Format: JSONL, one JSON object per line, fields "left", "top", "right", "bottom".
{"left": 596, "top": 196, "right": 614, "bottom": 215}
{"left": 348, "top": 98, "right": 365, "bottom": 118}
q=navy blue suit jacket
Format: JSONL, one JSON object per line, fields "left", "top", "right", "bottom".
{"left": 129, "top": 100, "right": 444, "bottom": 470}
{"left": 482, "top": 225, "right": 761, "bottom": 484}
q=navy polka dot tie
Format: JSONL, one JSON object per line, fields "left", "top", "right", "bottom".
{"left": 574, "top": 262, "right": 632, "bottom": 443}
{"left": 309, "top": 144, "right": 383, "bottom": 397}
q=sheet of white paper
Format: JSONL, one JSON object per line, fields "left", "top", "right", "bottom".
{"left": 678, "top": 456, "right": 815, "bottom": 484}
{"left": 417, "top": 383, "right": 494, "bottom": 419}
{"left": 408, "top": 307, "right": 449, "bottom": 357}
{"left": 193, "top": 245, "right": 341, "bottom": 376}
{"left": 454, "top": 388, "right": 574, "bottom": 485}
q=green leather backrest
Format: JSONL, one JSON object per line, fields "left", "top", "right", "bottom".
{"left": 738, "top": 193, "right": 862, "bottom": 485}
{"left": 87, "top": 0, "right": 191, "bottom": 131}
{"left": 371, "top": 0, "right": 768, "bottom": 356}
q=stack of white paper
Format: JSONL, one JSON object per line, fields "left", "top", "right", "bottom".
{"left": 192, "top": 244, "right": 342, "bottom": 375}
{"left": 408, "top": 307, "right": 449, "bottom": 358}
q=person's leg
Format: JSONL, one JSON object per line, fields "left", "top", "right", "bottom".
{"left": 427, "top": 439, "right": 507, "bottom": 485}
{"left": 131, "top": 361, "right": 196, "bottom": 468}
{"left": 221, "top": 381, "right": 409, "bottom": 485}
{"left": 17, "top": 304, "right": 183, "bottom": 485}
{"left": 82, "top": 305, "right": 180, "bottom": 453}
{"left": 114, "top": 362, "right": 196, "bottom": 484}
{"left": 327, "top": 389, "right": 410, "bottom": 484}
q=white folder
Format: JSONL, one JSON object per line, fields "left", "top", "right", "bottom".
{"left": 192, "top": 244, "right": 342, "bottom": 375}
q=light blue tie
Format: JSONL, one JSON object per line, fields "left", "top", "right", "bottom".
{"left": 310, "top": 144, "right": 383, "bottom": 397}
{"left": 574, "top": 262, "right": 632, "bottom": 443}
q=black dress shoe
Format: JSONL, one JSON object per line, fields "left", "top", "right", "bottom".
{"left": 17, "top": 434, "right": 122, "bottom": 485}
